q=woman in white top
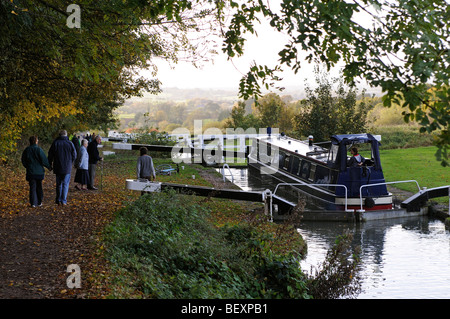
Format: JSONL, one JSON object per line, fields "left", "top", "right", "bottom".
{"left": 74, "top": 139, "right": 90, "bottom": 190}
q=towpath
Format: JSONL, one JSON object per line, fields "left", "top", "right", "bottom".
{"left": 0, "top": 163, "right": 238, "bottom": 298}
{"left": 0, "top": 164, "right": 130, "bottom": 298}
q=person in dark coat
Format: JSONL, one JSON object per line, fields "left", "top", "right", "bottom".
{"left": 347, "top": 147, "right": 365, "bottom": 167}
{"left": 87, "top": 135, "right": 103, "bottom": 190}
{"left": 21, "top": 135, "right": 52, "bottom": 207}
{"left": 48, "top": 130, "right": 77, "bottom": 205}
{"left": 71, "top": 133, "right": 81, "bottom": 156}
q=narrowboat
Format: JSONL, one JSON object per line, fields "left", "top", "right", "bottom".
{"left": 247, "top": 133, "right": 393, "bottom": 211}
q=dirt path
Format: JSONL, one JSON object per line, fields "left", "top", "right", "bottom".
{"left": 0, "top": 165, "right": 128, "bottom": 299}
{"left": 0, "top": 201, "right": 83, "bottom": 298}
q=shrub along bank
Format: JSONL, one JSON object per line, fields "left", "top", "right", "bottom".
{"left": 102, "top": 190, "right": 310, "bottom": 298}
{"left": 369, "top": 125, "right": 437, "bottom": 149}
{"left": 102, "top": 189, "right": 361, "bottom": 299}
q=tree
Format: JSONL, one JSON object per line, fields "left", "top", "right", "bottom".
{"left": 225, "top": 100, "right": 260, "bottom": 130}
{"left": 294, "top": 67, "right": 371, "bottom": 141}
{"left": 0, "top": 0, "right": 218, "bottom": 161}
{"left": 278, "top": 100, "right": 296, "bottom": 134}
{"left": 253, "top": 93, "right": 284, "bottom": 129}
{"left": 2, "top": 1, "right": 448, "bottom": 166}
{"left": 218, "top": 0, "right": 449, "bottom": 166}
{"left": 334, "top": 82, "right": 372, "bottom": 136}
{"left": 294, "top": 68, "right": 337, "bottom": 142}
{"left": 228, "top": 101, "right": 246, "bottom": 128}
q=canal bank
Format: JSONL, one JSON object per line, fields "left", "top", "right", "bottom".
{"left": 428, "top": 204, "right": 450, "bottom": 229}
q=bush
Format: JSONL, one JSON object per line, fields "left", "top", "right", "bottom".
{"left": 369, "top": 125, "right": 436, "bottom": 149}
{"left": 130, "top": 130, "right": 176, "bottom": 146}
{"left": 305, "top": 233, "right": 362, "bottom": 299}
{"left": 103, "top": 190, "right": 311, "bottom": 298}
{"left": 103, "top": 190, "right": 362, "bottom": 299}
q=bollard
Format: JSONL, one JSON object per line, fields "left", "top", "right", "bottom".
{"left": 263, "top": 189, "right": 273, "bottom": 222}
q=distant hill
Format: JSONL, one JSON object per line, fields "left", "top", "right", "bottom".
{"left": 132, "top": 87, "right": 240, "bottom": 103}
{"left": 130, "top": 84, "right": 381, "bottom": 104}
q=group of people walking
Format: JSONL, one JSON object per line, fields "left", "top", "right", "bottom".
{"left": 21, "top": 130, "right": 103, "bottom": 207}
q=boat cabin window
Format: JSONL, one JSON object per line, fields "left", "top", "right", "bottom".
{"left": 283, "top": 154, "right": 291, "bottom": 171}
{"left": 278, "top": 151, "right": 285, "bottom": 169}
{"left": 267, "top": 143, "right": 272, "bottom": 156}
{"left": 292, "top": 157, "right": 300, "bottom": 175}
{"left": 252, "top": 139, "right": 259, "bottom": 161}
{"left": 347, "top": 143, "right": 374, "bottom": 166}
{"left": 300, "top": 160, "right": 310, "bottom": 179}
{"left": 329, "top": 170, "right": 338, "bottom": 184}
{"left": 309, "top": 164, "right": 316, "bottom": 181}
{"left": 278, "top": 151, "right": 292, "bottom": 171}
{"left": 314, "top": 164, "right": 330, "bottom": 184}
{"left": 259, "top": 141, "right": 265, "bottom": 157}
{"left": 258, "top": 142, "right": 270, "bottom": 156}
{"left": 327, "top": 144, "right": 339, "bottom": 164}
{"left": 257, "top": 141, "right": 272, "bottom": 164}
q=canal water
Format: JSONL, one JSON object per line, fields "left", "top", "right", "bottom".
{"left": 220, "top": 167, "right": 450, "bottom": 299}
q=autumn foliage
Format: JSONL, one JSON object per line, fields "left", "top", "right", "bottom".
{"left": 0, "top": 150, "right": 139, "bottom": 297}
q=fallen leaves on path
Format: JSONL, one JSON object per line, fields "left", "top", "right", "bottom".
{"left": 0, "top": 158, "right": 234, "bottom": 298}
{"left": 0, "top": 161, "right": 139, "bottom": 298}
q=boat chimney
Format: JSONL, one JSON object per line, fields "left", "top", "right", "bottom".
{"left": 308, "top": 135, "right": 314, "bottom": 147}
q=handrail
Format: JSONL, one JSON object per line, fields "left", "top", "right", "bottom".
{"left": 273, "top": 183, "right": 351, "bottom": 212}
{"left": 221, "top": 163, "right": 234, "bottom": 183}
{"left": 359, "top": 180, "right": 421, "bottom": 211}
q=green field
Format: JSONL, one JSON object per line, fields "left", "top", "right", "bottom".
{"left": 379, "top": 146, "right": 449, "bottom": 195}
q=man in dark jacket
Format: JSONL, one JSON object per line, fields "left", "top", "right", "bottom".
{"left": 48, "top": 130, "right": 77, "bottom": 205}
{"left": 21, "top": 135, "right": 52, "bottom": 207}
{"left": 71, "top": 133, "right": 81, "bottom": 156}
{"left": 347, "top": 147, "right": 365, "bottom": 167}
{"left": 87, "top": 134, "right": 103, "bottom": 190}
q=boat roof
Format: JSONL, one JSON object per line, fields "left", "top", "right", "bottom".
{"left": 257, "top": 135, "right": 329, "bottom": 162}
{"left": 255, "top": 133, "right": 382, "bottom": 164}
{"left": 331, "top": 133, "right": 381, "bottom": 144}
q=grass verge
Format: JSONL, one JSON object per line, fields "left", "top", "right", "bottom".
{"left": 380, "top": 146, "right": 449, "bottom": 197}
{"left": 101, "top": 190, "right": 309, "bottom": 299}
{"left": 96, "top": 145, "right": 362, "bottom": 299}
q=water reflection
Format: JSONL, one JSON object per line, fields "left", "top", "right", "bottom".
{"left": 298, "top": 216, "right": 450, "bottom": 298}
{"left": 221, "top": 167, "right": 450, "bottom": 299}
{"left": 221, "top": 166, "right": 331, "bottom": 210}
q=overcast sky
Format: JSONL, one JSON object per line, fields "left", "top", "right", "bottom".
{"left": 143, "top": 5, "right": 381, "bottom": 94}
{"left": 150, "top": 21, "right": 343, "bottom": 92}
{"left": 153, "top": 39, "right": 328, "bottom": 91}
